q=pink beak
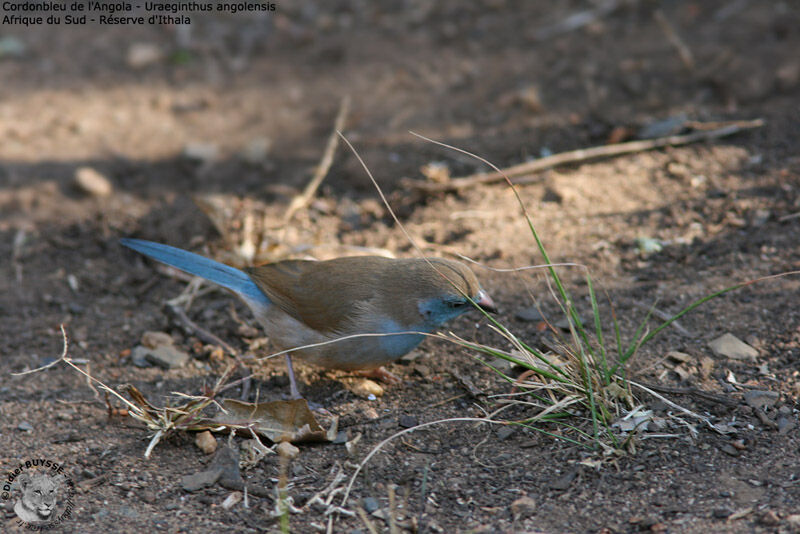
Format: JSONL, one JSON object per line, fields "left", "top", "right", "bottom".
{"left": 475, "top": 290, "right": 497, "bottom": 314}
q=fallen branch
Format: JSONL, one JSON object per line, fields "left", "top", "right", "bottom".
{"left": 283, "top": 96, "right": 351, "bottom": 224}
{"left": 404, "top": 119, "right": 764, "bottom": 193}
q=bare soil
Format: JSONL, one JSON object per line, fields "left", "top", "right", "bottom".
{"left": 2, "top": 2, "right": 800, "bottom": 533}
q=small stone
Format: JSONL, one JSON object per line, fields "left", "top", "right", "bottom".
{"left": 145, "top": 345, "right": 190, "bottom": 369}
{"left": 555, "top": 316, "right": 587, "bottom": 330}
{"left": 183, "top": 142, "right": 218, "bottom": 163}
{"left": 221, "top": 491, "right": 242, "bottom": 510}
{"left": 362, "top": 497, "right": 380, "bottom": 514}
{"left": 0, "top": 36, "right": 26, "bottom": 58}
{"left": 362, "top": 407, "right": 380, "bottom": 420}
{"left": 666, "top": 351, "right": 692, "bottom": 363}
{"left": 195, "top": 431, "right": 217, "bottom": 455}
{"left": 511, "top": 495, "right": 536, "bottom": 518}
{"left": 333, "top": 431, "right": 348, "bottom": 444}
{"left": 635, "top": 236, "right": 663, "bottom": 255}
{"left": 74, "top": 167, "right": 113, "bottom": 197}
{"left": 141, "top": 331, "right": 173, "bottom": 349}
{"left": 240, "top": 137, "right": 272, "bottom": 164}
{"left": 778, "top": 416, "right": 796, "bottom": 435}
{"left": 17, "top": 421, "right": 33, "bottom": 432}
{"left": 398, "top": 415, "right": 418, "bottom": 428}
{"left": 712, "top": 507, "right": 733, "bottom": 519}
{"left": 496, "top": 426, "right": 514, "bottom": 440}
{"left": 276, "top": 441, "right": 300, "bottom": 460}
{"left": 181, "top": 467, "right": 223, "bottom": 492}
{"left": 352, "top": 379, "right": 384, "bottom": 399}
{"left": 127, "top": 42, "right": 163, "bottom": 68}
{"left": 515, "top": 305, "right": 544, "bottom": 322}
{"left": 131, "top": 346, "right": 152, "bottom": 367}
{"left": 709, "top": 333, "right": 758, "bottom": 360}
{"left": 637, "top": 114, "right": 688, "bottom": 139}
{"left": 743, "top": 390, "right": 779, "bottom": 410}
{"left": 719, "top": 444, "right": 740, "bottom": 457}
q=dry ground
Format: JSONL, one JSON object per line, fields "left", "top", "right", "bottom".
{"left": 1, "top": 2, "right": 799, "bottom": 533}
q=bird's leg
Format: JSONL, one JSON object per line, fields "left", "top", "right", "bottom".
{"left": 356, "top": 366, "right": 402, "bottom": 384}
{"left": 285, "top": 354, "right": 302, "bottom": 399}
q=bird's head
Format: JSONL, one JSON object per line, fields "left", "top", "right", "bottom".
{"left": 393, "top": 258, "right": 496, "bottom": 328}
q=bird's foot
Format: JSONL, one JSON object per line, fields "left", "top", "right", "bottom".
{"left": 355, "top": 366, "right": 402, "bottom": 384}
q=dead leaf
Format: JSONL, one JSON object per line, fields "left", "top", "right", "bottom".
{"left": 206, "top": 398, "right": 334, "bottom": 443}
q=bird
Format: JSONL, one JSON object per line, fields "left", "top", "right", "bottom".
{"left": 120, "top": 238, "right": 497, "bottom": 398}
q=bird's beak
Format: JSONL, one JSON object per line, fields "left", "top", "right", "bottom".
{"left": 475, "top": 290, "right": 498, "bottom": 314}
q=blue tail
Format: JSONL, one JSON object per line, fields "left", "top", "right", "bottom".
{"left": 120, "top": 238, "right": 270, "bottom": 305}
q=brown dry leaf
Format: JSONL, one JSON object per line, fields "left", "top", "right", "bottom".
{"left": 208, "top": 398, "right": 335, "bottom": 443}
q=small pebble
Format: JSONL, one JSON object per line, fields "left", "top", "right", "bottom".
{"left": 352, "top": 379, "right": 384, "bottom": 399}
{"left": 181, "top": 467, "right": 223, "bottom": 492}
{"left": 145, "top": 345, "right": 190, "bottom": 369}
{"left": 74, "top": 167, "right": 113, "bottom": 197}
{"left": 127, "top": 42, "right": 162, "bottom": 68}
{"left": 496, "top": 426, "right": 515, "bottom": 440}
{"left": 195, "top": 431, "right": 217, "bottom": 455}
{"left": 17, "top": 421, "right": 34, "bottom": 432}
{"left": 362, "top": 497, "right": 380, "bottom": 513}
{"left": 398, "top": 414, "right": 418, "bottom": 428}
{"left": 712, "top": 507, "right": 733, "bottom": 519}
{"left": 221, "top": 491, "right": 242, "bottom": 510}
{"left": 141, "top": 331, "right": 173, "bottom": 349}
{"left": 709, "top": 333, "right": 758, "bottom": 360}
{"left": 515, "top": 305, "right": 544, "bottom": 322}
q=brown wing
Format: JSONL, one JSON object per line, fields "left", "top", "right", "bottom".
{"left": 245, "top": 257, "right": 388, "bottom": 333}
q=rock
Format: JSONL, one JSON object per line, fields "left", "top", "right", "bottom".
{"left": 496, "top": 426, "right": 515, "bottom": 440}
{"left": 276, "top": 441, "right": 300, "bottom": 460}
{"left": 181, "top": 467, "right": 223, "bottom": 492}
{"left": 398, "top": 414, "right": 418, "bottom": 428}
{"left": 0, "top": 36, "right": 26, "bottom": 58}
{"left": 352, "top": 379, "right": 384, "bottom": 399}
{"left": 778, "top": 416, "right": 796, "bottom": 435}
{"left": 141, "top": 331, "right": 173, "bottom": 349}
{"left": 183, "top": 142, "right": 218, "bottom": 163}
{"left": 362, "top": 497, "right": 380, "bottom": 514}
{"left": 333, "top": 431, "right": 348, "bottom": 444}
{"left": 666, "top": 351, "right": 692, "bottom": 363}
{"left": 511, "top": 495, "right": 536, "bottom": 518}
{"left": 195, "top": 431, "right": 217, "bottom": 455}
{"left": 637, "top": 114, "right": 688, "bottom": 139}
{"left": 127, "top": 42, "right": 163, "bottom": 68}
{"left": 221, "top": 491, "right": 242, "bottom": 510}
{"left": 712, "top": 507, "right": 733, "bottom": 519}
{"left": 74, "top": 167, "right": 113, "bottom": 197}
{"left": 241, "top": 137, "right": 272, "bottom": 164}
{"left": 635, "top": 236, "right": 663, "bottom": 255}
{"left": 131, "top": 346, "right": 152, "bottom": 367}
{"left": 515, "top": 305, "right": 544, "bottom": 322}
{"left": 144, "top": 345, "right": 190, "bottom": 369}
{"left": 709, "top": 333, "right": 758, "bottom": 360}
{"left": 743, "top": 390, "right": 779, "bottom": 410}
{"left": 17, "top": 421, "right": 33, "bottom": 432}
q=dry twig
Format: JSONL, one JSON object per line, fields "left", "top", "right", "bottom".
{"left": 654, "top": 9, "right": 695, "bottom": 71}
{"left": 283, "top": 96, "right": 351, "bottom": 224}
{"left": 405, "top": 119, "right": 764, "bottom": 193}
